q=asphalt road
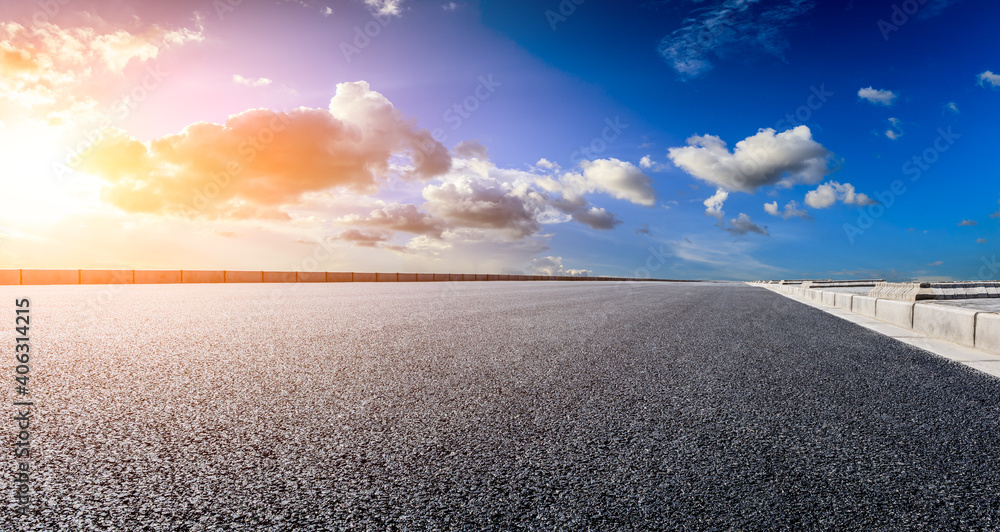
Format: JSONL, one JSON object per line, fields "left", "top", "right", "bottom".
{"left": 5, "top": 281, "right": 1000, "bottom": 530}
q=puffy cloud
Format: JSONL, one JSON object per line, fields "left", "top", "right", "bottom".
{"left": 764, "top": 200, "right": 809, "bottom": 220}
{"left": 338, "top": 203, "right": 446, "bottom": 237}
{"left": 365, "top": 0, "right": 404, "bottom": 16}
{"left": 703, "top": 188, "right": 728, "bottom": 219}
{"left": 535, "top": 158, "right": 559, "bottom": 171}
{"left": 944, "top": 101, "right": 960, "bottom": 114}
{"left": 452, "top": 139, "right": 488, "bottom": 160}
{"left": 526, "top": 256, "right": 592, "bottom": 277}
{"left": 668, "top": 126, "right": 833, "bottom": 193}
{"left": 640, "top": 155, "right": 654, "bottom": 169}
{"left": 958, "top": 219, "right": 978, "bottom": 227}
{"left": 75, "top": 81, "right": 452, "bottom": 218}
{"left": 804, "top": 181, "right": 875, "bottom": 209}
{"left": 721, "top": 213, "right": 768, "bottom": 236}
{"left": 233, "top": 74, "right": 272, "bottom": 87}
{"left": 657, "top": 0, "right": 815, "bottom": 79}
{"left": 858, "top": 87, "right": 897, "bottom": 106}
{"left": 0, "top": 20, "right": 202, "bottom": 124}
{"left": 978, "top": 71, "right": 1000, "bottom": 89}
{"left": 422, "top": 177, "right": 542, "bottom": 238}
{"left": 550, "top": 196, "right": 621, "bottom": 230}
{"left": 335, "top": 228, "right": 391, "bottom": 247}
{"left": 557, "top": 158, "right": 657, "bottom": 206}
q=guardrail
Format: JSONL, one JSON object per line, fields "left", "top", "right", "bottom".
{"left": 0, "top": 269, "right": 691, "bottom": 286}
{"left": 747, "top": 280, "right": 1000, "bottom": 356}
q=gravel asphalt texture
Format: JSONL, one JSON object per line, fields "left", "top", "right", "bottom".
{"left": 5, "top": 281, "right": 1000, "bottom": 530}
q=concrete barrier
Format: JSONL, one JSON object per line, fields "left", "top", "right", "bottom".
{"left": 376, "top": 273, "right": 397, "bottom": 282}
{"left": 135, "top": 270, "right": 182, "bottom": 284}
{"left": 463, "top": 274, "right": 477, "bottom": 281}
{"left": 487, "top": 274, "right": 500, "bottom": 281}
{"left": 834, "top": 293, "right": 854, "bottom": 311}
{"left": 263, "top": 271, "right": 296, "bottom": 283}
{"left": 433, "top": 274, "right": 450, "bottom": 282}
{"left": 449, "top": 274, "right": 462, "bottom": 281}
{"left": 417, "top": 274, "right": 434, "bottom": 282}
{"left": 354, "top": 272, "right": 376, "bottom": 282}
{"left": 327, "top": 272, "right": 353, "bottom": 282}
{"left": 296, "top": 272, "right": 326, "bottom": 283}
{"left": 21, "top": 270, "right": 79, "bottom": 285}
{"left": 852, "top": 296, "right": 878, "bottom": 318}
{"left": 975, "top": 313, "right": 1000, "bottom": 354}
{"left": 474, "top": 274, "right": 487, "bottom": 281}
{"left": 821, "top": 291, "right": 836, "bottom": 306}
{"left": 182, "top": 270, "right": 225, "bottom": 283}
{"left": 398, "top": 273, "right": 417, "bottom": 282}
{"left": 0, "top": 270, "right": 19, "bottom": 285}
{"left": 224, "top": 271, "right": 263, "bottom": 283}
{"left": 913, "top": 304, "right": 978, "bottom": 347}
{"left": 81, "top": 270, "right": 133, "bottom": 284}
{"left": 875, "top": 299, "right": 915, "bottom": 329}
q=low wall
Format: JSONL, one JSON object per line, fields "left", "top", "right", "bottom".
{"left": 2, "top": 269, "right": 683, "bottom": 286}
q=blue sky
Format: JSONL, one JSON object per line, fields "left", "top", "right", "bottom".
{"left": 0, "top": 0, "right": 996, "bottom": 280}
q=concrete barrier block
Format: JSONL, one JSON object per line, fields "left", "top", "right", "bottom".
{"left": 0, "top": 270, "right": 19, "bottom": 285}
{"left": 134, "top": 270, "right": 182, "bottom": 284}
{"left": 433, "top": 274, "right": 450, "bottom": 282}
{"left": 914, "top": 304, "right": 978, "bottom": 347}
{"left": 376, "top": 273, "right": 397, "bottom": 282}
{"left": 821, "top": 291, "right": 836, "bottom": 306}
{"left": 224, "top": 271, "right": 262, "bottom": 283}
{"left": 182, "top": 270, "right": 225, "bottom": 283}
{"left": 834, "top": 293, "right": 854, "bottom": 310}
{"left": 327, "top": 272, "right": 353, "bottom": 282}
{"left": 975, "top": 313, "right": 1000, "bottom": 354}
{"left": 487, "top": 274, "right": 500, "bottom": 281}
{"left": 449, "top": 274, "right": 463, "bottom": 281}
{"left": 81, "top": 270, "right": 133, "bottom": 284}
{"left": 463, "top": 274, "right": 477, "bottom": 281}
{"left": 852, "top": 296, "right": 877, "bottom": 318}
{"left": 354, "top": 272, "right": 376, "bottom": 282}
{"left": 875, "top": 299, "right": 915, "bottom": 329}
{"left": 499, "top": 275, "right": 510, "bottom": 281}
{"left": 417, "top": 274, "right": 434, "bottom": 282}
{"left": 296, "top": 272, "right": 326, "bottom": 283}
{"left": 398, "top": 273, "right": 417, "bottom": 282}
{"left": 21, "top": 269, "right": 79, "bottom": 285}
{"left": 475, "top": 274, "right": 488, "bottom": 281}
{"left": 263, "top": 271, "right": 296, "bottom": 283}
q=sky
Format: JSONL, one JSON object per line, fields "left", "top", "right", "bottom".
{"left": 0, "top": 0, "right": 996, "bottom": 280}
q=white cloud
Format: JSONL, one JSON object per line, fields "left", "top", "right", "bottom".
{"left": 667, "top": 126, "right": 833, "bottom": 193}
{"left": 640, "top": 155, "right": 653, "bottom": 169}
{"left": 858, "top": 87, "right": 897, "bottom": 106}
{"left": 442, "top": 2, "right": 459, "bottom": 10}
{"left": 657, "top": 0, "right": 816, "bottom": 79}
{"left": 703, "top": 188, "right": 728, "bottom": 219}
{"left": 885, "top": 117, "right": 903, "bottom": 140}
{"left": 764, "top": 200, "right": 809, "bottom": 220}
{"left": 526, "top": 256, "right": 591, "bottom": 277}
{"left": 452, "top": 140, "right": 488, "bottom": 160}
{"left": 804, "top": 181, "right": 875, "bottom": 209}
{"left": 550, "top": 158, "right": 657, "bottom": 206}
{"left": 958, "top": 219, "right": 977, "bottom": 226}
{"left": 233, "top": 74, "right": 272, "bottom": 88}
{"left": 365, "top": 0, "right": 404, "bottom": 16}
{"left": 944, "top": 101, "right": 960, "bottom": 114}
{"left": 535, "top": 158, "right": 559, "bottom": 171}
{"left": 322, "top": 6, "right": 334, "bottom": 16}
{"left": 978, "top": 71, "right": 1000, "bottom": 89}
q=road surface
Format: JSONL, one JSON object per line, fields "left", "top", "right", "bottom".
{"left": 5, "top": 282, "right": 1000, "bottom": 530}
